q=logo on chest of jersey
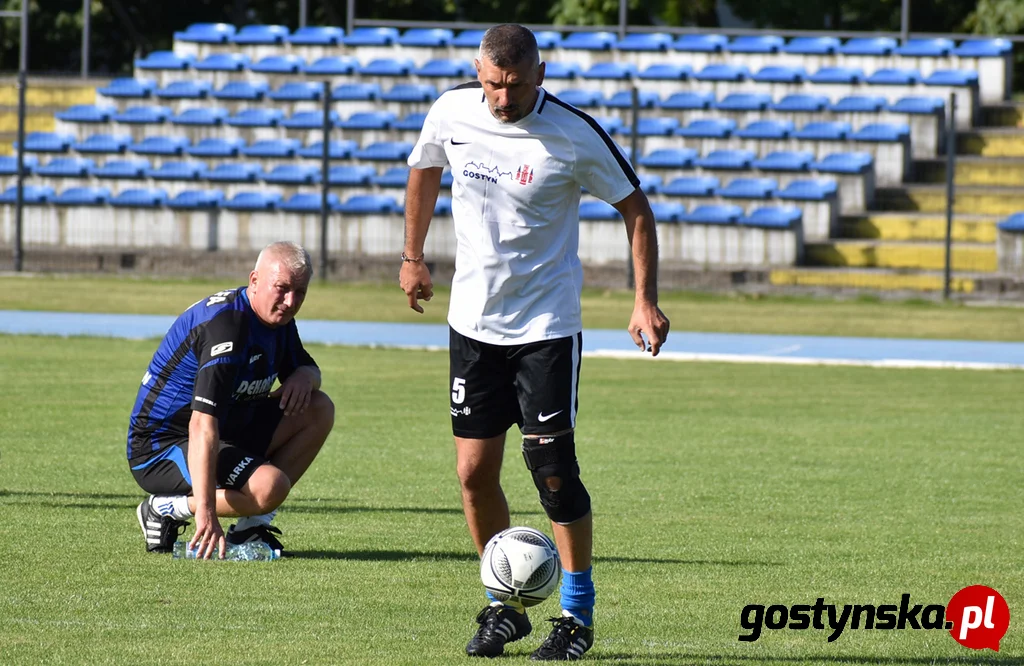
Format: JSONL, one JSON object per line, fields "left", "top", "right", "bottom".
{"left": 234, "top": 373, "right": 278, "bottom": 400}
{"left": 462, "top": 162, "right": 534, "bottom": 186}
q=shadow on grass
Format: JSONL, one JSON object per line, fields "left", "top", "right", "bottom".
{"left": 591, "top": 654, "right": 1023, "bottom": 665}
{"left": 288, "top": 549, "right": 478, "bottom": 562}
{"left": 0, "top": 490, "right": 140, "bottom": 500}
{"left": 596, "top": 556, "right": 783, "bottom": 567}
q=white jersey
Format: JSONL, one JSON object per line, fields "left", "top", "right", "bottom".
{"left": 408, "top": 83, "right": 639, "bottom": 345}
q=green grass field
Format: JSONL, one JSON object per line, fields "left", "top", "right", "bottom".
{"left": 1, "top": 330, "right": 1021, "bottom": 665}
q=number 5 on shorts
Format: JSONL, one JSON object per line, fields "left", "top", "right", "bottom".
{"left": 452, "top": 377, "right": 466, "bottom": 404}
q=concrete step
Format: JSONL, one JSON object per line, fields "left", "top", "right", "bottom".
{"left": 0, "top": 79, "right": 97, "bottom": 108}
{"left": 805, "top": 240, "right": 997, "bottom": 272}
{"left": 874, "top": 184, "right": 1024, "bottom": 216}
{"left": 957, "top": 128, "right": 1024, "bottom": 157}
{"left": 841, "top": 213, "right": 999, "bottom": 243}
{"left": 980, "top": 103, "right": 1024, "bottom": 129}
{"left": 915, "top": 156, "right": 1024, "bottom": 187}
{"left": 769, "top": 267, "right": 979, "bottom": 293}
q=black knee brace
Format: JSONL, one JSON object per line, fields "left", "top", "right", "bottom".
{"left": 521, "top": 432, "right": 591, "bottom": 525}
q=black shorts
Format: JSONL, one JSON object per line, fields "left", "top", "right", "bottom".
{"left": 128, "top": 398, "right": 283, "bottom": 495}
{"left": 449, "top": 327, "right": 582, "bottom": 439}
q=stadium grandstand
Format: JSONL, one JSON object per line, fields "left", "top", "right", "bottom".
{"left": 4, "top": 21, "right": 1024, "bottom": 296}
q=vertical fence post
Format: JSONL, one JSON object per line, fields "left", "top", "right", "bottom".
{"left": 82, "top": 0, "right": 91, "bottom": 78}
{"left": 900, "top": 0, "right": 910, "bottom": 44}
{"left": 346, "top": 0, "right": 355, "bottom": 37}
{"left": 13, "top": 0, "right": 29, "bottom": 272}
{"left": 320, "top": 80, "right": 332, "bottom": 280}
{"left": 617, "top": 0, "right": 627, "bottom": 41}
{"left": 299, "top": 0, "right": 307, "bottom": 30}
{"left": 943, "top": 92, "right": 956, "bottom": 300}
{"left": 627, "top": 85, "right": 639, "bottom": 290}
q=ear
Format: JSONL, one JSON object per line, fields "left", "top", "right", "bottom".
{"left": 248, "top": 269, "right": 258, "bottom": 290}
{"left": 536, "top": 61, "right": 545, "bottom": 87}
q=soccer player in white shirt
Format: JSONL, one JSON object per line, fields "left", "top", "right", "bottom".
{"left": 399, "top": 23, "right": 669, "bottom": 660}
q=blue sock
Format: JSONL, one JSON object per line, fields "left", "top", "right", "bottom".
{"left": 559, "top": 567, "right": 595, "bottom": 626}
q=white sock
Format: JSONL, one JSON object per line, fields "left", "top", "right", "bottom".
{"left": 151, "top": 495, "right": 192, "bottom": 521}
{"left": 234, "top": 510, "right": 277, "bottom": 530}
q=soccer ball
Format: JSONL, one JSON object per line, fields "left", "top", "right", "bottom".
{"left": 480, "top": 526, "right": 560, "bottom": 607}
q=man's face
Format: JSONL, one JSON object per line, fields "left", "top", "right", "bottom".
{"left": 475, "top": 55, "right": 545, "bottom": 124}
{"left": 248, "top": 260, "right": 309, "bottom": 328}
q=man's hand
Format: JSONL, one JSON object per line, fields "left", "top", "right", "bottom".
{"left": 270, "top": 366, "right": 318, "bottom": 417}
{"left": 627, "top": 301, "right": 670, "bottom": 357}
{"left": 400, "top": 261, "right": 433, "bottom": 314}
{"left": 188, "top": 506, "right": 225, "bottom": 560}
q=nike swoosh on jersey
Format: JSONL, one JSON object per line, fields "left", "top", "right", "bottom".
{"left": 450, "top": 139, "right": 470, "bottom": 145}
{"left": 538, "top": 410, "right": 564, "bottom": 422}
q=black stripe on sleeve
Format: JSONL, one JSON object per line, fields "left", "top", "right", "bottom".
{"left": 544, "top": 94, "right": 640, "bottom": 188}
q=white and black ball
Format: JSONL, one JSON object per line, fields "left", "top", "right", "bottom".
{"left": 480, "top": 527, "right": 560, "bottom": 608}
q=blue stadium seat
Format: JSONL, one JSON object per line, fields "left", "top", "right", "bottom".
{"left": 342, "top": 27, "right": 398, "bottom": 47}
{"left": 694, "top": 63, "right": 749, "bottom": 82}
{"left": 224, "top": 191, "right": 281, "bottom": 211}
{"left": 226, "top": 108, "right": 284, "bottom": 127}
{"left": 433, "top": 197, "right": 453, "bottom": 216}
{"left": 0, "top": 185, "right": 55, "bottom": 204}
{"left": 55, "top": 104, "right": 117, "bottom": 123}
{"left": 414, "top": 59, "right": 473, "bottom": 78}
{"left": 336, "top": 194, "right": 399, "bottom": 215}
{"left": 662, "top": 176, "right": 719, "bottom": 197}
{"left": 305, "top": 56, "right": 358, "bottom": 76}
{"left": 109, "top": 187, "right": 168, "bottom": 208}
{"left": 232, "top": 24, "right": 288, "bottom": 45}
{"left": 953, "top": 39, "right": 1012, "bottom": 57}
{"left": 298, "top": 140, "right": 359, "bottom": 159}
{"left": 829, "top": 95, "right": 887, "bottom": 113}
{"left": 372, "top": 167, "right": 410, "bottom": 188}
{"left": 997, "top": 212, "right": 1024, "bottom": 232}
{"left": 923, "top": 70, "right": 979, "bottom": 87}
{"left": 793, "top": 121, "right": 851, "bottom": 141}
{"left": 838, "top": 37, "right": 897, "bottom": 55}
{"left": 146, "top": 161, "right": 207, "bottom": 181}
{"left": 716, "top": 92, "right": 772, "bottom": 111}
{"left": 637, "top": 63, "right": 691, "bottom": 81}
{"left": 866, "top": 68, "right": 921, "bottom": 86}
{"left": 16, "top": 132, "right": 75, "bottom": 153}
{"left": 682, "top": 203, "right": 742, "bottom": 224}
{"left": 93, "top": 158, "right": 150, "bottom": 179}
{"left": 0, "top": 154, "right": 37, "bottom": 174}
{"left": 582, "top": 62, "right": 636, "bottom": 80}
{"left": 97, "top": 78, "right": 155, "bottom": 99}
{"left": 54, "top": 186, "right": 111, "bottom": 206}
{"left": 777, "top": 178, "right": 838, "bottom": 200}
{"left": 616, "top": 33, "right": 672, "bottom": 52}
{"left": 280, "top": 110, "right": 340, "bottom": 130}
{"left": 675, "top": 118, "right": 736, "bottom": 138}
{"left": 333, "top": 83, "right": 383, "bottom": 101}
{"left": 639, "top": 173, "right": 663, "bottom": 194}
{"left": 752, "top": 65, "right": 806, "bottom": 84}
{"left": 250, "top": 55, "right": 305, "bottom": 74}
{"left": 717, "top": 177, "right": 777, "bottom": 199}
{"left": 727, "top": 36, "right": 784, "bottom": 53}
{"left": 353, "top": 142, "right": 413, "bottom": 161}
{"left": 782, "top": 37, "right": 840, "bottom": 55}
{"left": 241, "top": 138, "right": 300, "bottom": 158}
{"left": 534, "top": 31, "right": 564, "bottom": 49}
{"left": 807, "top": 67, "right": 864, "bottom": 84}
{"left": 772, "top": 94, "right": 829, "bottom": 112}
{"left": 739, "top": 206, "right": 802, "bottom": 228}
{"left": 562, "top": 31, "right": 617, "bottom": 51}
{"left": 206, "top": 162, "right": 264, "bottom": 183}
{"left": 263, "top": 164, "right": 321, "bottom": 185}
{"left": 112, "top": 105, "right": 172, "bottom": 124}
{"left": 440, "top": 170, "right": 454, "bottom": 188}
{"left": 696, "top": 149, "right": 755, "bottom": 170}
{"left": 661, "top": 91, "right": 714, "bottom": 110}
{"left": 279, "top": 192, "right": 340, "bottom": 213}
{"left": 174, "top": 23, "right": 236, "bottom": 44}
{"left": 270, "top": 81, "right": 325, "bottom": 102}
{"left": 578, "top": 200, "right": 619, "bottom": 220}
{"left": 605, "top": 90, "right": 659, "bottom": 109}
{"left": 168, "top": 189, "right": 225, "bottom": 209}
{"left": 556, "top": 89, "right": 605, "bottom": 108}
{"left": 543, "top": 62, "right": 581, "bottom": 80}
{"left": 380, "top": 83, "right": 437, "bottom": 103}
{"left": 213, "top": 81, "right": 269, "bottom": 101}
{"left": 194, "top": 53, "right": 250, "bottom": 72}
{"left": 36, "top": 157, "right": 95, "bottom": 178}
{"left": 452, "top": 30, "right": 486, "bottom": 48}
{"left": 187, "top": 137, "right": 245, "bottom": 158}
{"left": 736, "top": 120, "right": 795, "bottom": 140}
{"left": 638, "top": 147, "right": 697, "bottom": 169}
{"left": 288, "top": 26, "right": 344, "bottom": 46}
{"left": 359, "top": 58, "right": 414, "bottom": 77}
{"left": 752, "top": 151, "right": 814, "bottom": 172}
{"left": 812, "top": 152, "right": 873, "bottom": 174}
{"left": 895, "top": 38, "right": 953, "bottom": 57}
{"left": 394, "top": 112, "right": 427, "bottom": 131}
{"left": 129, "top": 136, "right": 190, "bottom": 156}
{"left": 620, "top": 117, "right": 679, "bottom": 136}
{"left": 337, "top": 111, "right": 396, "bottom": 130}
{"left": 672, "top": 34, "right": 726, "bottom": 53}
{"left": 593, "top": 116, "right": 623, "bottom": 134}
{"left": 135, "top": 51, "right": 192, "bottom": 71}
{"left": 397, "top": 28, "right": 453, "bottom": 47}
{"left": 888, "top": 96, "right": 944, "bottom": 114}
{"left": 850, "top": 123, "right": 910, "bottom": 142}
{"left": 328, "top": 164, "right": 376, "bottom": 186}
{"left": 650, "top": 201, "right": 685, "bottom": 222}
{"left": 171, "top": 107, "right": 228, "bottom": 126}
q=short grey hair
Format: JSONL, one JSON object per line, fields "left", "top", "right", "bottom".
{"left": 478, "top": 24, "right": 539, "bottom": 69}
{"left": 255, "top": 241, "right": 313, "bottom": 279}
